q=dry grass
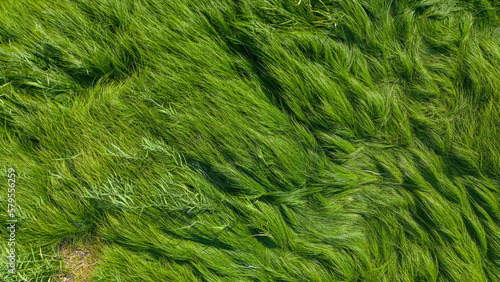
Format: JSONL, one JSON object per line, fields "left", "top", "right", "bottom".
{"left": 54, "top": 240, "right": 102, "bottom": 282}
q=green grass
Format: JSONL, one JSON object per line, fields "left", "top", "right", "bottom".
{"left": 1, "top": 0, "right": 500, "bottom": 281}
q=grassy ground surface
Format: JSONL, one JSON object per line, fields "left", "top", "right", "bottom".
{"left": 1, "top": 0, "right": 500, "bottom": 281}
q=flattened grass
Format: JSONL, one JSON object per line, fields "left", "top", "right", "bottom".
{"left": 1, "top": 0, "right": 500, "bottom": 281}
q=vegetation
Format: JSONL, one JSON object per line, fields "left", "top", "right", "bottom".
{"left": 1, "top": 0, "right": 499, "bottom": 281}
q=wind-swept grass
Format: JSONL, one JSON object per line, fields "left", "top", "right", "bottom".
{"left": 1, "top": 0, "right": 500, "bottom": 281}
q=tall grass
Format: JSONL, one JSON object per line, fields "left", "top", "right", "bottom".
{"left": 1, "top": 0, "right": 500, "bottom": 281}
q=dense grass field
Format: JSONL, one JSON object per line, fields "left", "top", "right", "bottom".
{"left": 1, "top": 0, "right": 500, "bottom": 281}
